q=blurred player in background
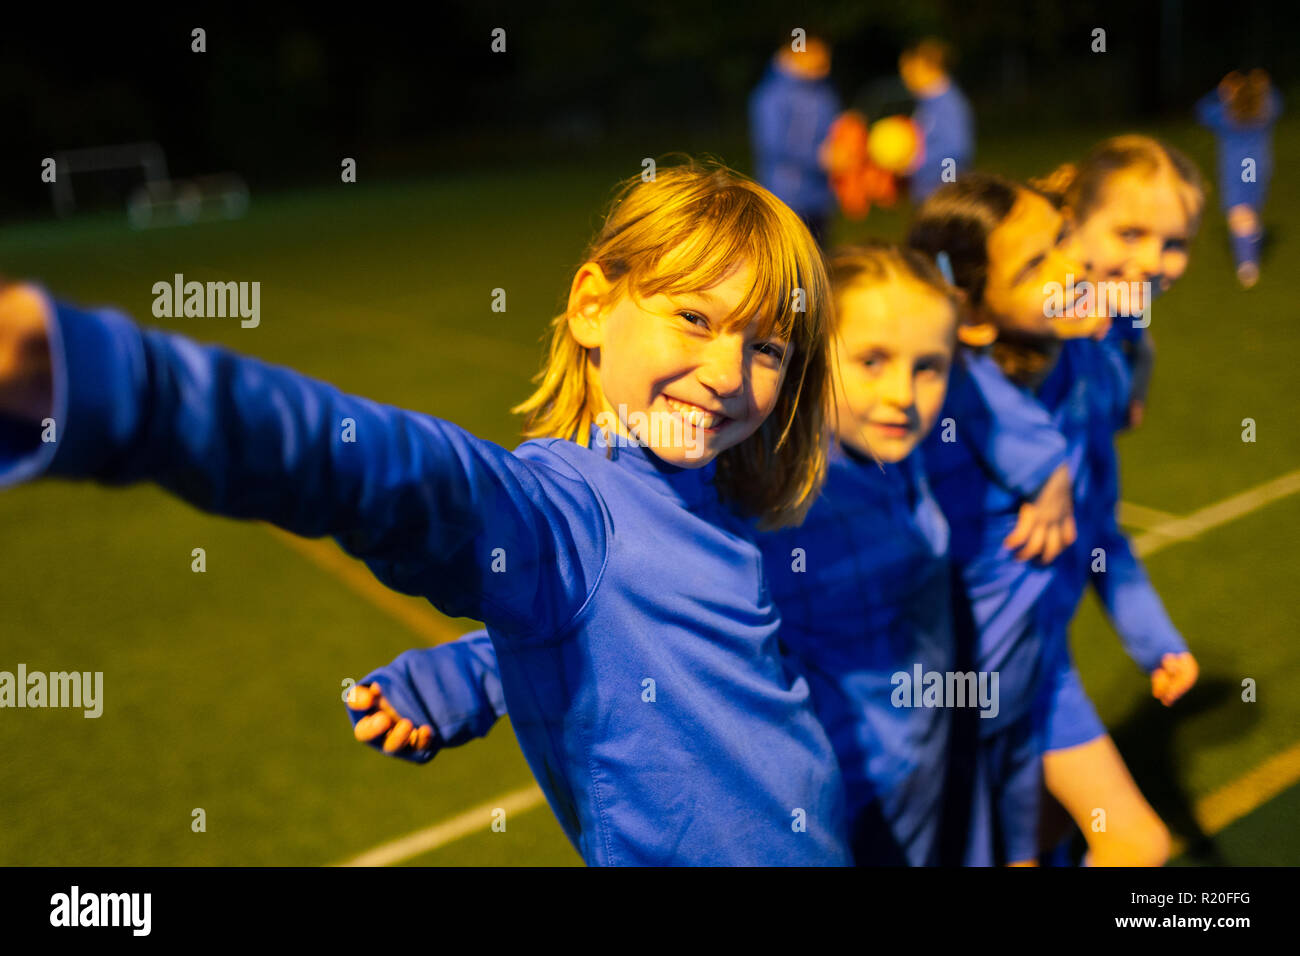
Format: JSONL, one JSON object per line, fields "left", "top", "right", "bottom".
{"left": 1196, "top": 69, "right": 1283, "bottom": 288}
{"left": 750, "top": 35, "right": 841, "bottom": 244}
{"left": 900, "top": 38, "right": 975, "bottom": 204}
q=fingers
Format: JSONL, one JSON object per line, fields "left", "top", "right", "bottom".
{"left": 1062, "top": 514, "right": 1077, "bottom": 548}
{"left": 1162, "top": 654, "right": 1199, "bottom": 705}
{"left": 383, "top": 718, "right": 414, "bottom": 753}
{"left": 413, "top": 725, "right": 434, "bottom": 751}
{"left": 1003, "top": 505, "right": 1035, "bottom": 551}
{"left": 1152, "top": 654, "right": 1199, "bottom": 706}
{"left": 1041, "top": 526, "right": 1063, "bottom": 564}
{"left": 1151, "top": 668, "right": 1170, "bottom": 704}
{"left": 354, "top": 711, "right": 393, "bottom": 742}
{"left": 346, "top": 682, "right": 377, "bottom": 711}
{"left": 347, "top": 682, "right": 403, "bottom": 722}
{"left": 348, "top": 682, "right": 434, "bottom": 754}
{"left": 1014, "top": 523, "right": 1047, "bottom": 563}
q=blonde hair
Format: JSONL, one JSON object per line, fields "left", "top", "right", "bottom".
{"left": 512, "top": 156, "right": 833, "bottom": 530}
{"left": 1033, "top": 134, "right": 1207, "bottom": 232}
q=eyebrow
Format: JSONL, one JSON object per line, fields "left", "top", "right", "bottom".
{"left": 1011, "top": 251, "right": 1046, "bottom": 286}
{"left": 676, "top": 290, "right": 722, "bottom": 309}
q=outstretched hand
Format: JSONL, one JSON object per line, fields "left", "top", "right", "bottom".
{"left": 347, "top": 682, "right": 435, "bottom": 755}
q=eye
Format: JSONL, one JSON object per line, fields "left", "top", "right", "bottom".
{"left": 756, "top": 341, "right": 787, "bottom": 362}
{"left": 916, "top": 358, "right": 946, "bottom": 376}
{"left": 1163, "top": 238, "right": 1188, "bottom": 253}
{"left": 677, "top": 310, "right": 709, "bottom": 329}
{"left": 1119, "top": 228, "right": 1143, "bottom": 242}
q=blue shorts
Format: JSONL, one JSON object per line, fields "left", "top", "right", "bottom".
{"left": 1045, "top": 661, "right": 1107, "bottom": 753}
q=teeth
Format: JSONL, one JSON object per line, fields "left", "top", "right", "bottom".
{"left": 666, "top": 397, "right": 723, "bottom": 429}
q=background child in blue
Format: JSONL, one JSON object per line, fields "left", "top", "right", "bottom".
{"left": 899, "top": 38, "right": 975, "bottom": 204}
{"left": 352, "top": 241, "right": 964, "bottom": 868}
{"left": 749, "top": 35, "right": 841, "bottom": 244}
{"left": 1032, "top": 140, "right": 1206, "bottom": 865}
{"left": 0, "top": 160, "right": 854, "bottom": 866}
{"left": 1197, "top": 70, "right": 1283, "bottom": 289}
{"left": 909, "top": 174, "right": 1095, "bottom": 865}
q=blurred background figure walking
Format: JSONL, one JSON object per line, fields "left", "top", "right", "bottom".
{"left": 749, "top": 34, "right": 841, "bottom": 244}
{"left": 900, "top": 38, "right": 975, "bottom": 203}
{"left": 1197, "top": 69, "right": 1283, "bottom": 288}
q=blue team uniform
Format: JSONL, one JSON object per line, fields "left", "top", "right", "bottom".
{"left": 1197, "top": 85, "right": 1283, "bottom": 271}
{"left": 910, "top": 83, "right": 974, "bottom": 202}
{"left": 1035, "top": 339, "right": 1187, "bottom": 753}
{"left": 355, "top": 441, "right": 956, "bottom": 867}
{"left": 749, "top": 59, "right": 840, "bottom": 233}
{"left": 759, "top": 443, "right": 952, "bottom": 866}
{"left": 0, "top": 294, "right": 852, "bottom": 867}
{"left": 1195, "top": 86, "right": 1283, "bottom": 213}
{"left": 921, "top": 350, "right": 1068, "bottom": 865}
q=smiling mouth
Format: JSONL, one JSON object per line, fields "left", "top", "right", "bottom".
{"left": 870, "top": 421, "right": 913, "bottom": 435}
{"left": 664, "top": 396, "right": 732, "bottom": 431}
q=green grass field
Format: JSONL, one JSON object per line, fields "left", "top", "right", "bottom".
{"left": 1, "top": 116, "right": 1296, "bottom": 866}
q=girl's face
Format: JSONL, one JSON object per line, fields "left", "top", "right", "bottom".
{"left": 1069, "top": 168, "right": 1193, "bottom": 307}
{"left": 981, "top": 190, "right": 1089, "bottom": 340}
{"left": 832, "top": 277, "right": 956, "bottom": 463}
{"left": 569, "top": 258, "right": 792, "bottom": 469}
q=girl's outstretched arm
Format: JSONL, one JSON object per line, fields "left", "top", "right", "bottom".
{"left": 0, "top": 287, "right": 606, "bottom": 641}
{"left": 346, "top": 630, "right": 507, "bottom": 764}
{"left": 1089, "top": 517, "right": 1194, "bottom": 704}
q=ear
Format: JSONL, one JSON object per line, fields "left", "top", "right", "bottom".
{"left": 957, "top": 320, "right": 998, "bottom": 347}
{"left": 566, "top": 262, "right": 613, "bottom": 349}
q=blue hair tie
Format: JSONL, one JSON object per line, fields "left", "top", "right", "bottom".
{"left": 935, "top": 250, "right": 955, "bottom": 285}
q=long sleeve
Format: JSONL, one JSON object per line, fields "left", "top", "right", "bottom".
{"left": 345, "top": 630, "right": 507, "bottom": 764}
{"left": 1089, "top": 521, "right": 1186, "bottom": 673}
{"left": 0, "top": 296, "right": 607, "bottom": 641}
{"left": 947, "top": 352, "right": 1068, "bottom": 499}
{"left": 1195, "top": 90, "right": 1225, "bottom": 132}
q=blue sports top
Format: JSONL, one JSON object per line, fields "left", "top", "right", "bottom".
{"left": 1195, "top": 87, "right": 1283, "bottom": 211}
{"left": 1035, "top": 339, "right": 1186, "bottom": 710}
{"left": 749, "top": 60, "right": 840, "bottom": 217}
{"left": 0, "top": 295, "right": 851, "bottom": 866}
{"left": 759, "top": 443, "right": 953, "bottom": 865}
{"left": 910, "top": 83, "right": 975, "bottom": 202}
{"left": 921, "top": 349, "right": 1067, "bottom": 733}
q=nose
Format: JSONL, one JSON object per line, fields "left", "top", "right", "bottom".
{"left": 879, "top": 361, "right": 914, "bottom": 410}
{"left": 696, "top": 332, "right": 746, "bottom": 399}
{"left": 1135, "top": 238, "right": 1163, "bottom": 278}
{"left": 1050, "top": 249, "right": 1087, "bottom": 313}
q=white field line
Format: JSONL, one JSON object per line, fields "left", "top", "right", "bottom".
{"left": 1134, "top": 468, "right": 1300, "bottom": 557}
{"left": 339, "top": 467, "right": 1300, "bottom": 865}
{"left": 334, "top": 784, "right": 549, "bottom": 867}
{"left": 1117, "top": 501, "right": 1179, "bottom": 531}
